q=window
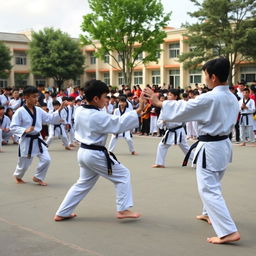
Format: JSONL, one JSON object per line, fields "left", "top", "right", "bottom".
{"left": 118, "top": 72, "right": 124, "bottom": 85}
{"left": 212, "top": 43, "right": 225, "bottom": 56}
{"left": 189, "top": 46, "right": 196, "bottom": 52}
{"left": 134, "top": 71, "right": 143, "bottom": 85}
{"left": 152, "top": 70, "right": 161, "bottom": 85}
{"left": 169, "top": 70, "right": 180, "bottom": 88}
{"left": 103, "top": 72, "right": 110, "bottom": 85}
{"left": 104, "top": 53, "right": 110, "bottom": 63}
{"left": 0, "top": 79, "right": 8, "bottom": 88}
{"left": 118, "top": 53, "right": 123, "bottom": 62}
{"left": 74, "top": 77, "right": 81, "bottom": 86}
{"left": 169, "top": 43, "right": 180, "bottom": 58}
{"left": 240, "top": 66, "right": 256, "bottom": 83}
{"left": 135, "top": 52, "right": 143, "bottom": 61}
{"left": 15, "top": 52, "right": 27, "bottom": 65}
{"left": 35, "top": 79, "right": 46, "bottom": 86}
{"left": 90, "top": 73, "right": 96, "bottom": 80}
{"left": 189, "top": 70, "right": 202, "bottom": 84}
{"left": 34, "top": 76, "right": 46, "bottom": 86}
{"left": 155, "top": 45, "right": 161, "bottom": 59}
{"left": 89, "top": 52, "right": 96, "bottom": 64}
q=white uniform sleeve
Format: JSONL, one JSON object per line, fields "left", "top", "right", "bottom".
{"left": 161, "top": 95, "right": 212, "bottom": 123}
{"left": 90, "top": 110, "right": 139, "bottom": 134}
{"left": 10, "top": 110, "right": 26, "bottom": 137}
{"left": 40, "top": 108, "right": 62, "bottom": 125}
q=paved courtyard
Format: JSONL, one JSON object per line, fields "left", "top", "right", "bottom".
{"left": 0, "top": 136, "right": 255, "bottom": 256}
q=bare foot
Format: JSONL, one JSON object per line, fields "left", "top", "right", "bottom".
{"left": 14, "top": 176, "right": 26, "bottom": 184}
{"left": 69, "top": 144, "right": 75, "bottom": 147}
{"left": 65, "top": 146, "right": 72, "bottom": 150}
{"left": 152, "top": 164, "right": 165, "bottom": 168}
{"left": 207, "top": 231, "right": 240, "bottom": 244}
{"left": 54, "top": 213, "right": 77, "bottom": 221}
{"left": 196, "top": 215, "right": 211, "bottom": 225}
{"left": 32, "top": 177, "right": 47, "bottom": 186}
{"left": 239, "top": 142, "right": 246, "bottom": 146}
{"left": 116, "top": 210, "right": 141, "bottom": 219}
{"left": 131, "top": 152, "right": 138, "bottom": 155}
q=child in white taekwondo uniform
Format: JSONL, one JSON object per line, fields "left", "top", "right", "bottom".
{"left": 54, "top": 80, "right": 144, "bottom": 221}
{"left": 46, "top": 100, "right": 72, "bottom": 150}
{"left": 238, "top": 88, "right": 255, "bottom": 146}
{"left": 0, "top": 105, "right": 12, "bottom": 151}
{"left": 108, "top": 96, "right": 137, "bottom": 155}
{"left": 10, "top": 86, "right": 67, "bottom": 186}
{"left": 143, "top": 57, "right": 240, "bottom": 244}
{"left": 152, "top": 89, "right": 192, "bottom": 168}
{"left": 64, "top": 97, "right": 76, "bottom": 147}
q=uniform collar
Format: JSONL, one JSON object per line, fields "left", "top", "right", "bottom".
{"left": 212, "top": 85, "right": 229, "bottom": 92}
{"left": 83, "top": 104, "right": 100, "bottom": 111}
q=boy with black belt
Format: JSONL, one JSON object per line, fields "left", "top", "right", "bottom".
{"left": 10, "top": 86, "right": 67, "bottom": 186}
{"left": 54, "top": 80, "right": 143, "bottom": 221}
{"left": 143, "top": 57, "right": 240, "bottom": 244}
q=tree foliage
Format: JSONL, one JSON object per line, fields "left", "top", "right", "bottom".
{"left": 0, "top": 41, "right": 12, "bottom": 79}
{"left": 179, "top": 0, "right": 256, "bottom": 85}
{"left": 29, "top": 28, "right": 85, "bottom": 88}
{"left": 81, "top": 0, "right": 171, "bottom": 86}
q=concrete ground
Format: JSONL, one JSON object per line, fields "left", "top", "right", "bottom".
{"left": 0, "top": 136, "right": 255, "bottom": 256}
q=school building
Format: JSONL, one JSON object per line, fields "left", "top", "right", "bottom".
{"left": 0, "top": 28, "right": 256, "bottom": 89}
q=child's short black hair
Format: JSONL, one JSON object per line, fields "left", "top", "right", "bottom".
{"left": 62, "top": 96, "right": 69, "bottom": 101}
{"left": 169, "top": 89, "right": 181, "bottom": 100}
{"left": 23, "top": 86, "right": 39, "bottom": 96}
{"left": 52, "top": 100, "right": 61, "bottom": 106}
{"left": 83, "top": 80, "right": 109, "bottom": 102}
{"left": 202, "top": 57, "right": 230, "bottom": 83}
{"left": 40, "top": 103, "right": 47, "bottom": 107}
{"left": 182, "top": 92, "right": 188, "bottom": 98}
{"left": 242, "top": 88, "right": 250, "bottom": 93}
{"left": 119, "top": 96, "right": 127, "bottom": 103}
{"left": 0, "top": 105, "right": 5, "bottom": 110}
{"left": 75, "top": 99, "right": 82, "bottom": 104}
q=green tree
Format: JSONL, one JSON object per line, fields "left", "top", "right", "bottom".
{"left": 81, "top": 0, "right": 171, "bottom": 87}
{"left": 179, "top": 0, "right": 256, "bottom": 85}
{"left": 29, "top": 28, "right": 85, "bottom": 89}
{"left": 0, "top": 41, "right": 12, "bottom": 79}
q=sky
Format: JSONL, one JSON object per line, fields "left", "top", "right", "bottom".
{"left": 0, "top": 0, "right": 197, "bottom": 38}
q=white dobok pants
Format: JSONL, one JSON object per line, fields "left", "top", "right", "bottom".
{"left": 56, "top": 147, "right": 134, "bottom": 217}
{"left": 108, "top": 134, "right": 135, "bottom": 153}
{"left": 13, "top": 150, "right": 51, "bottom": 181}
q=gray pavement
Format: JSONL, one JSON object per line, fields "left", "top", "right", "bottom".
{"left": 0, "top": 136, "right": 256, "bottom": 256}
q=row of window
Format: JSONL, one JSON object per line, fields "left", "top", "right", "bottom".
{"left": 88, "top": 43, "right": 180, "bottom": 64}
{"left": 100, "top": 70, "right": 201, "bottom": 87}
{"left": 1, "top": 66, "right": 255, "bottom": 88}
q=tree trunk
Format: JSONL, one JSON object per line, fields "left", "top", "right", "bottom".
{"left": 56, "top": 80, "right": 63, "bottom": 91}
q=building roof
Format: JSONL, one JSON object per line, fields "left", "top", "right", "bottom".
{"left": 0, "top": 32, "right": 30, "bottom": 43}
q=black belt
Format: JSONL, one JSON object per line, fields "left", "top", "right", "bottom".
{"left": 116, "top": 132, "right": 125, "bottom": 138}
{"left": 80, "top": 143, "right": 119, "bottom": 175}
{"left": 25, "top": 133, "right": 48, "bottom": 158}
{"left": 54, "top": 124, "right": 62, "bottom": 135}
{"left": 182, "top": 134, "right": 229, "bottom": 168}
{"left": 240, "top": 113, "right": 252, "bottom": 126}
{"left": 162, "top": 125, "right": 183, "bottom": 144}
